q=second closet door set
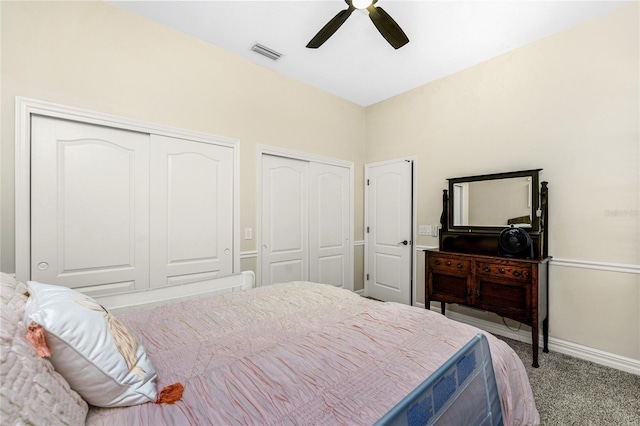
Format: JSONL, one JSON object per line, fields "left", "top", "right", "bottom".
{"left": 260, "top": 154, "right": 352, "bottom": 289}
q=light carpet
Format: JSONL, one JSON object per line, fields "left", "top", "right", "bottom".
{"left": 496, "top": 336, "right": 640, "bottom": 426}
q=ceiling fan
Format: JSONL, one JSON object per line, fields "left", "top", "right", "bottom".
{"left": 306, "top": 0, "right": 409, "bottom": 50}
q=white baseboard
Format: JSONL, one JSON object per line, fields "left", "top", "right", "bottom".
{"left": 429, "top": 306, "right": 640, "bottom": 376}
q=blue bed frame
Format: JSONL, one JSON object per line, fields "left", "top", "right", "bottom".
{"left": 375, "top": 333, "right": 503, "bottom": 426}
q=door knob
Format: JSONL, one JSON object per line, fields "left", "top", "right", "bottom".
{"left": 398, "top": 240, "right": 408, "bottom": 245}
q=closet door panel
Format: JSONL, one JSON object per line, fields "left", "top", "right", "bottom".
{"left": 261, "top": 155, "right": 309, "bottom": 286}
{"left": 149, "top": 135, "right": 234, "bottom": 287}
{"left": 31, "top": 116, "right": 150, "bottom": 292}
{"left": 309, "top": 163, "right": 350, "bottom": 288}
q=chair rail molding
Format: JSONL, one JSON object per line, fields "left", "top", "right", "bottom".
{"left": 550, "top": 258, "right": 639, "bottom": 275}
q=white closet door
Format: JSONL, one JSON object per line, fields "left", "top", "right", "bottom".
{"left": 366, "top": 160, "right": 412, "bottom": 304}
{"left": 31, "top": 116, "right": 150, "bottom": 294}
{"left": 309, "top": 163, "right": 350, "bottom": 288}
{"left": 149, "top": 135, "right": 234, "bottom": 287}
{"left": 261, "top": 155, "right": 308, "bottom": 285}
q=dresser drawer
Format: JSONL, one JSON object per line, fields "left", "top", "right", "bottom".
{"left": 429, "top": 255, "right": 471, "bottom": 274}
{"left": 475, "top": 279, "right": 531, "bottom": 323}
{"left": 476, "top": 261, "right": 532, "bottom": 282}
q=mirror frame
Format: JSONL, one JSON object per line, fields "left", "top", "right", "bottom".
{"left": 447, "top": 169, "right": 542, "bottom": 233}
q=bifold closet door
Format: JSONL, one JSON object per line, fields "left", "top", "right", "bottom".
{"left": 309, "top": 162, "right": 350, "bottom": 288}
{"left": 149, "top": 135, "right": 234, "bottom": 287}
{"left": 261, "top": 155, "right": 309, "bottom": 286}
{"left": 31, "top": 116, "right": 150, "bottom": 294}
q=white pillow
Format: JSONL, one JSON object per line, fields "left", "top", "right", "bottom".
{"left": 24, "top": 281, "right": 158, "bottom": 407}
{"left": 1, "top": 273, "right": 88, "bottom": 425}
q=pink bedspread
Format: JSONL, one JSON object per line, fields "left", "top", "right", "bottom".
{"left": 87, "top": 282, "right": 539, "bottom": 425}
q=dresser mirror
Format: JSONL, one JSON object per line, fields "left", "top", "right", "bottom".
{"left": 448, "top": 169, "right": 542, "bottom": 233}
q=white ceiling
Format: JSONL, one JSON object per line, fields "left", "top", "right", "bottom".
{"left": 110, "top": 0, "right": 631, "bottom": 106}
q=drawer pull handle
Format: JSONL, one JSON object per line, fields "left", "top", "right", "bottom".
{"left": 514, "top": 270, "right": 522, "bottom": 277}
{"left": 499, "top": 268, "right": 505, "bottom": 274}
{"left": 457, "top": 263, "right": 463, "bottom": 268}
{"left": 435, "top": 260, "right": 441, "bottom": 266}
{"left": 484, "top": 267, "right": 490, "bottom": 273}
{"left": 446, "top": 261, "right": 451, "bottom": 266}
{"left": 466, "top": 288, "right": 471, "bottom": 296}
{"left": 476, "top": 289, "right": 481, "bottom": 298}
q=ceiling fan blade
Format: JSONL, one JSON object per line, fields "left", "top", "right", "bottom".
{"left": 367, "top": 5, "right": 409, "bottom": 49}
{"left": 306, "top": 4, "right": 355, "bottom": 48}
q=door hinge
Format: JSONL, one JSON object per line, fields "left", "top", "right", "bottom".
{"left": 366, "top": 226, "right": 369, "bottom": 233}
{"left": 366, "top": 273, "right": 369, "bottom": 280}
{"left": 367, "top": 179, "right": 370, "bottom": 185}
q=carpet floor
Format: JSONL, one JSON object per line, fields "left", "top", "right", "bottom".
{"left": 496, "top": 336, "right": 640, "bottom": 425}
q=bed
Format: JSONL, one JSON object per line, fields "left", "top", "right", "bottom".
{"left": 1, "top": 272, "right": 539, "bottom": 425}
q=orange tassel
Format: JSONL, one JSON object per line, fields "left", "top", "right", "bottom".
{"left": 156, "top": 383, "right": 184, "bottom": 404}
{"left": 26, "top": 322, "right": 52, "bottom": 357}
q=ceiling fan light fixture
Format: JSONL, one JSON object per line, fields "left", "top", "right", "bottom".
{"left": 306, "top": 0, "right": 408, "bottom": 49}
{"left": 352, "top": 0, "right": 373, "bottom": 10}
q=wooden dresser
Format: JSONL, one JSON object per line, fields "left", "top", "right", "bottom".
{"left": 428, "top": 169, "right": 550, "bottom": 367}
{"left": 425, "top": 250, "right": 549, "bottom": 367}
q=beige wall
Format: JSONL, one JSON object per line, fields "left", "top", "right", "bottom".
{"left": 366, "top": 4, "right": 639, "bottom": 359}
{"left": 0, "top": 1, "right": 366, "bottom": 282}
{"left": 1, "top": 1, "right": 638, "bottom": 362}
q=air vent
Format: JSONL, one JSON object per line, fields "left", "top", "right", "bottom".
{"left": 251, "top": 43, "right": 282, "bottom": 61}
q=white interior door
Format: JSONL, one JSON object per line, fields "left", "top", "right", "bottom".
{"left": 261, "top": 155, "right": 308, "bottom": 285}
{"left": 365, "top": 159, "right": 413, "bottom": 304}
{"left": 149, "top": 135, "right": 234, "bottom": 287}
{"left": 31, "top": 116, "right": 150, "bottom": 293}
{"left": 309, "top": 162, "right": 351, "bottom": 288}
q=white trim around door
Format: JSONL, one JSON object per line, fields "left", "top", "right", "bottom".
{"left": 15, "top": 97, "right": 240, "bottom": 285}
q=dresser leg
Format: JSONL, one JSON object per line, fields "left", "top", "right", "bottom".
{"left": 532, "top": 323, "right": 539, "bottom": 368}
{"left": 543, "top": 316, "right": 549, "bottom": 353}
{"left": 441, "top": 302, "right": 446, "bottom": 316}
